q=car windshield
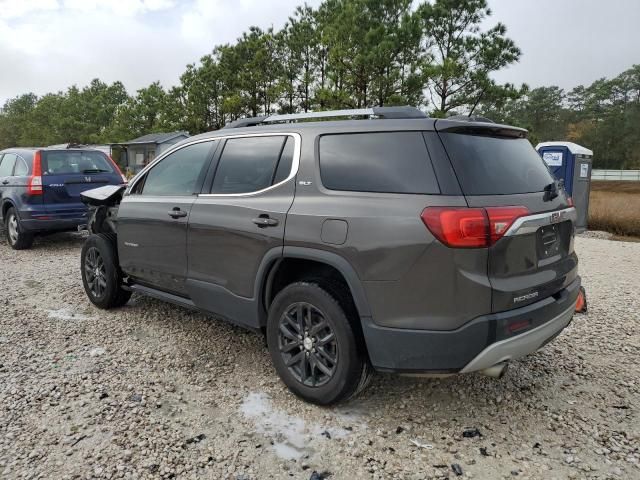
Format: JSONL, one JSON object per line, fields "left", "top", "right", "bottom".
{"left": 43, "top": 151, "right": 114, "bottom": 175}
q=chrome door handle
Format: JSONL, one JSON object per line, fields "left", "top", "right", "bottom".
{"left": 168, "top": 208, "right": 188, "bottom": 219}
{"left": 252, "top": 216, "right": 279, "bottom": 227}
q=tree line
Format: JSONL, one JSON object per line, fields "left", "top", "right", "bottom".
{"left": 0, "top": 0, "right": 638, "bottom": 169}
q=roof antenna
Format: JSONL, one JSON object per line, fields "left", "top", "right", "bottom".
{"left": 468, "top": 87, "right": 486, "bottom": 117}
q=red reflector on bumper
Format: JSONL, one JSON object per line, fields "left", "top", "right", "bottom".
{"left": 508, "top": 319, "right": 532, "bottom": 334}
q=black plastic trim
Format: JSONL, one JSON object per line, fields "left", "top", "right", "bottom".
{"left": 129, "top": 284, "right": 196, "bottom": 309}
{"left": 281, "top": 246, "right": 371, "bottom": 318}
{"left": 363, "top": 276, "right": 580, "bottom": 372}
{"left": 422, "top": 132, "right": 463, "bottom": 196}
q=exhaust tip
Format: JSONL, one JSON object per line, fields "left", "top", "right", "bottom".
{"left": 480, "top": 362, "right": 509, "bottom": 379}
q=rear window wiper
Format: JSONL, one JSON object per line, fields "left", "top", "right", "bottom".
{"left": 82, "top": 169, "right": 110, "bottom": 173}
{"left": 543, "top": 181, "right": 559, "bottom": 201}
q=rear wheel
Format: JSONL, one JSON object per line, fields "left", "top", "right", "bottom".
{"left": 266, "top": 282, "right": 371, "bottom": 405}
{"left": 4, "top": 207, "right": 34, "bottom": 250}
{"left": 81, "top": 234, "right": 131, "bottom": 309}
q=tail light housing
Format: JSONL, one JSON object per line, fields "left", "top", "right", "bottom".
{"left": 421, "top": 206, "right": 529, "bottom": 248}
{"left": 27, "top": 150, "right": 43, "bottom": 195}
{"left": 106, "top": 155, "right": 127, "bottom": 183}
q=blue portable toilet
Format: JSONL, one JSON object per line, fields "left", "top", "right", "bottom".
{"left": 536, "top": 141, "right": 593, "bottom": 232}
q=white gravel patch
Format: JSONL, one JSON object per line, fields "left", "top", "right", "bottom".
{"left": 0, "top": 231, "right": 638, "bottom": 479}
{"left": 241, "top": 392, "right": 356, "bottom": 461}
{"left": 47, "top": 307, "right": 93, "bottom": 321}
{"left": 577, "top": 230, "right": 614, "bottom": 240}
{"left": 88, "top": 347, "right": 106, "bottom": 357}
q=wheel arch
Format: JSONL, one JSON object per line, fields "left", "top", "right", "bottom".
{"left": 1, "top": 198, "right": 16, "bottom": 219}
{"left": 261, "top": 246, "right": 371, "bottom": 327}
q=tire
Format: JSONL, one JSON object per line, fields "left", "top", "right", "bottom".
{"left": 266, "top": 282, "right": 371, "bottom": 405}
{"left": 4, "top": 207, "right": 34, "bottom": 250}
{"left": 81, "top": 234, "right": 131, "bottom": 309}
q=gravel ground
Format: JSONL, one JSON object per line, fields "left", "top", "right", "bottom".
{"left": 0, "top": 232, "right": 638, "bottom": 480}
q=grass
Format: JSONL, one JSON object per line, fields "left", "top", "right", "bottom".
{"left": 590, "top": 180, "right": 640, "bottom": 194}
{"left": 588, "top": 181, "right": 640, "bottom": 238}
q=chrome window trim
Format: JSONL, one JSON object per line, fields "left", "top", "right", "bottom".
{"left": 504, "top": 207, "right": 577, "bottom": 236}
{"left": 198, "top": 132, "right": 301, "bottom": 198}
{"left": 127, "top": 137, "right": 217, "bottom": 194}
{"left": 127, "top": 132, "right": 300, "bottom": 198}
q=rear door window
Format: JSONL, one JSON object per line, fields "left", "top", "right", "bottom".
{"left": 211, "top": 136, "right": 287, "bottom": 194}
{"left": 43, "top": 151, "right": 114, "bottom": 175}
{"left": 0, "top": 154, "right": 17, "bottom": 177}
{"left": 14, "top": 157, "right": 28, "bottom": 176}
{"left": 319, "top": 132, "right": 440, "bottom": 194}
{"left": 439, "top": 133, "right": 555, "bottom": 195}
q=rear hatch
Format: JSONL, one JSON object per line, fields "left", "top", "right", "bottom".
{"left": 436, "top": 121, "right": 578, "bottom": 313}
{"left": 41, "top": 150, "right": 123, "bottom": 218}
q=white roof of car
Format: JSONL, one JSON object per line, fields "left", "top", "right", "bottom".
{"left": 536, "top": 141, "right": 593, "bottom": 156}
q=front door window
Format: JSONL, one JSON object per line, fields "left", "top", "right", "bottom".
{"left": 140, "top": 142, "right": 213, "bottom": 196}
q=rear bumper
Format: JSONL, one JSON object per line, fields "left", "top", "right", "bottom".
{"left": 459, "top": 303, "right": 574, "bottom": 372}
{"left": 20, "top": 216, "right": 87, "bottom": 233}
{"left": 362, "top": 276, "right": 580, "bottom": 373}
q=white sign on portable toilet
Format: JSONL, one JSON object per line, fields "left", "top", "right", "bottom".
{"left": 542, "top": 151, "right": 563, "bottom": 167}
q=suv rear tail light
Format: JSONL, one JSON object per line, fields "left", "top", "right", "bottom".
{"left": 27, "top": 150, "right": 43, "bottom": 195}
{"left": 421, "top": 206, "right": 529, "bottom": 248}
{"left": 485, "top": 206, "right": 530, "bottom": 244}
{"left": 106, "top": 155, "right": 127, "bottom": 183}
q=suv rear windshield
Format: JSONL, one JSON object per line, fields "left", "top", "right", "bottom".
{"left": 439, "top": 133, "right": 554, "bottom": 195}
{"left": 42, "top": 151, "right": 114, "bottom": 175}
{"left": 319, "top": 132, "right": 440, "bottom": 194}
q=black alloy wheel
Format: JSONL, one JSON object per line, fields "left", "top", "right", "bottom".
{"left": 84, "top": 246, "right": 107, "bottom": 298}
{"left": 80, "top": 234, "right": 131, "bottom": 309}
{"left": 277, "top": 302, "right": 338, "bottom": 387}
{"left": 266, "top": 282, "right": 372, "bottom": 405}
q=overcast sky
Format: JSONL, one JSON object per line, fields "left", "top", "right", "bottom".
{"left": 1, "top": 0, "right": 639, "bottom": 104}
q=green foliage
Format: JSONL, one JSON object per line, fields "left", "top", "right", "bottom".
{"left": 418, "top": 0, "right": 521, "bottom": 116}
{"left": 108, "top": 82, "right": 172, "bottom": 142}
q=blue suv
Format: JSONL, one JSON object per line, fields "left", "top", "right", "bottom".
{"left": 0, "top": 146, "right": 126, "bottom": 249}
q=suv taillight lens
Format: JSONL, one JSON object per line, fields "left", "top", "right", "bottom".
{"left": 106, "top": 155, "right": 127, "bottom": 184}
{"left": 421, "top": 206, "right": 529, "bottom": 248}
{"left": 486, "top": 206, "right": 530, "bottom": 244}
{"left": 28, "top": 150, "right": 43, "bottom": 195}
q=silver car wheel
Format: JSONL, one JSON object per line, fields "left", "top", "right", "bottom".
{"left": 7, "top": 214, "right": 19, "bottom": 245}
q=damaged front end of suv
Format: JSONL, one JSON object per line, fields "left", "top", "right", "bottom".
{"left": 80, "top": 184, "right": 126, "bottom": 235}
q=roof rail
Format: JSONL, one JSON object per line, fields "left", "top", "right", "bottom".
{"left": 46, "top": 142, "right": 88, "bottom": 149}
{"left": 222, "top": 106, "right": 427, "bottom": 129}
{"left": 223, "top": 116, "right": 268, "bottom": 129}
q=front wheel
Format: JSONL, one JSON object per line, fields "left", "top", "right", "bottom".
{"left": 4, "top": 207, "right": 34, "bottom": 250}
{"left": 81, "top": 234, "right": 131, "bottom": 309}
{"left": 266, "top": 282, "right": 371, "bottom": 405}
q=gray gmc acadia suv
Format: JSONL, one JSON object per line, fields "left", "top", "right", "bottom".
{"left": 79, "top": 107, "right": 580, "bottom": 405}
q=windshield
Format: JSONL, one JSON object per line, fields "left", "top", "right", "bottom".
{"left": 42, "top": 151, "right": 114, "bottom": 175}
{"left": 439, "top": 133, "right": 554, "bottom": 195}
